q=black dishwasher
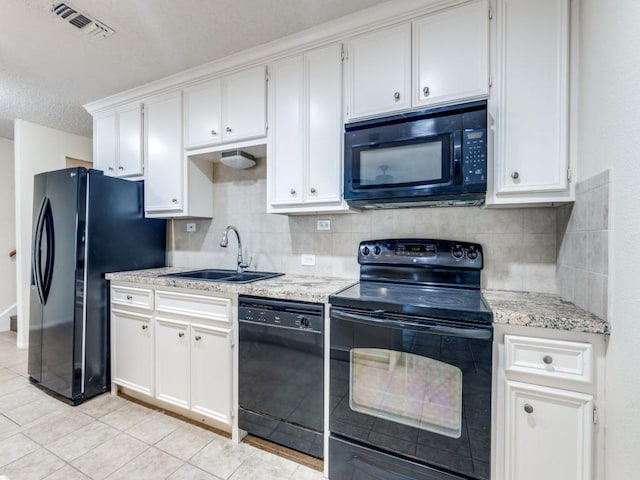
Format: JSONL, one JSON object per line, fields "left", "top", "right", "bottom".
{"left": 238, "top": 295, "right": 325, "bottom": 458}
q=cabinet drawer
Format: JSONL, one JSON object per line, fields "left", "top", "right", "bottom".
{"left": 111, "top": 285, "right": 154, "bottom": 310}
{"left": 155, "top": 290, "right": 231, "bottom": 323}
{"left": 504, "top": 335, "right": 593, "bottom": 385}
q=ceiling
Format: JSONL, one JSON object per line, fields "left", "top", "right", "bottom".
{"left": 0, "top": 0, "right": 390, "bottom": 141}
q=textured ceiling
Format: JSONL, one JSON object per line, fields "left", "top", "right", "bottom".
{"left": 0, "top": 0, "right": 390, "bottom": 140}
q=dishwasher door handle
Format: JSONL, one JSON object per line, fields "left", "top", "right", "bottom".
{"left": 331, "top": 309, "right": 492, "bottom": 340}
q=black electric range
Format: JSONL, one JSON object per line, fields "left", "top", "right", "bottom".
{"left": 328, "top": 238, "right": 494, "bottom": 480}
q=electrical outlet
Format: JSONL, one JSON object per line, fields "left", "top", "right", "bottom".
{"left": 301, "top": 254, "right": 316, "bottom": 266}
{"left": 316, "top": 219, "right": 331, "bottom": 231}
{"left": 186, "top": 223, "right": 196, "bottom": 232}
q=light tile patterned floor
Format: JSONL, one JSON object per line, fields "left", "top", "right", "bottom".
{"left": 0, "top": 331, "right": 324, "bottom": 480}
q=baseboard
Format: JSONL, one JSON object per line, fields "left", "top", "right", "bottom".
{"left": 0, "top": 304, "right": 17, "bottom": 332}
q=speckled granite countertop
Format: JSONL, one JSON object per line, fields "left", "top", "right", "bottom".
{"left": 484, "top": 290, "right": 609, "bottom": 335}
{"left": 106, "top": 267, "right": 357, "bottom": 304}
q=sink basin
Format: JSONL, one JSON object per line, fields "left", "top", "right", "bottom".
{"left": 162, "top": 269, "right": 284, "bottom": 284}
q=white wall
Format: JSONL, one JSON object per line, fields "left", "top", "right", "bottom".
{"left": 578, "top": 0, "right": 640, "bottom": 477}
{"left": 14, "top": 120, "right": 92, "bottom": 348}
{"left": 0, "top": 138, "right": 16, "bottom": 331}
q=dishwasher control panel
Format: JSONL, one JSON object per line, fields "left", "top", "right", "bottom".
{"left": 238, "top": 295, "right": 324, "bottom": 333}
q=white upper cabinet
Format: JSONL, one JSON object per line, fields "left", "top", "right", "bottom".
{"left": 413, "top": 0, "right": 489, "bottom": 108}
{"left": 345, "top": 0, "right": 490, "bottom": 122}
{"left": 345, "top": 24, "right": 412, "bottom": 120}
{"left": 222, "top": 67, "right": 267, "bottom": 142}
{"left": 93, "top": 103, "right": 143, "bottom": 178}
{"left": 267, "top": 43, "right": 346, "bottom": 213}
{"left": 184, "top": 66, "right": 266, "bottom": 150}
{"left": 488, "top": 0, "right": 572, "bottom": 205}
{"left": 144, "top": 92, "right": 184, "bottom": 214}
{"left": 184, "top": 79, "right": 222, "bottom": 148}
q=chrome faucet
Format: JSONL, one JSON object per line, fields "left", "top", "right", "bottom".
{"left": 219, "top": 225, "right": 250, "bottom": 273}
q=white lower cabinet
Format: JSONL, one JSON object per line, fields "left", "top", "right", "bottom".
{"left": 496, "top": 328, "right": 605, "bottom": 480}
{"left": 190, "top": 323, "right": 233, "bottom": 424}
{"left": 504, "top": 381, "right": 593, "bottom": 480}
{"left": 155, "top": 317, "right": 190, "bottom": 409}
{"left": 111, "top": 283, "right": 235, "bottom": 430}
{"left": 111, "top": 309, "right": 153, "bottom": 396}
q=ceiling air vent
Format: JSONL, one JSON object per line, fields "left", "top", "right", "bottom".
{"left": 51, "top": 2, "right": 115, "bottom": 39}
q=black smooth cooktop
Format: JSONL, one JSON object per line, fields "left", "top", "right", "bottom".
{"left": 329, "top": 281, "right": 493, "bottom": 324}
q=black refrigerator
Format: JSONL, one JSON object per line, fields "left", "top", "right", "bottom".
{"left": 28, "top": 167, "right": 166, "bottom": 405}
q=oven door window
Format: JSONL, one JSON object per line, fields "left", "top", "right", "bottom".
{"left": 350, "top": 348, "right": 462, "bottom": 438}
{"left": 353, "top": 136, "right": 450, "bottom": 188}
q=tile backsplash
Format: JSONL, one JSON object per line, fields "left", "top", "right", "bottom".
{"left": 169, "top": 159, "right": 559, "bottom": 293}
{"left": 556, "top": 170, "right": 610, "bottom": 320}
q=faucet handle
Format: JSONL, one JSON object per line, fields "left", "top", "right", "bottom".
{"left": 238, "top": 256, "right": 253, "bottom": 272}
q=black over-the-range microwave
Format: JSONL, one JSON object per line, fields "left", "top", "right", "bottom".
{"left": 343, "top": 100, "right": 488, "bottom": 208}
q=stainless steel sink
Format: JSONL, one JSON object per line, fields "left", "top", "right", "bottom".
{"left": 161, "top": 269, "right": 284, "bottom": 284}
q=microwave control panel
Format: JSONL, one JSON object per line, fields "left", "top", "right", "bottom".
{"left": 462, "top": 128, "right": 487, "bottom": 185}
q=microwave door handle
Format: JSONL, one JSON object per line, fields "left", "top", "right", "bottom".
{"left": 453, "top": 130, "right": 462, "bottom": 185}
{"left": 331, "top": 309, "right": 492, "bottom": 340}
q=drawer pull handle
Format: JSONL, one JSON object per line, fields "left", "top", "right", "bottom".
{"left": 543, "top": 355, "right": 553, "bottom": 365}
{"left": 178, "top": 332, "right": 184, "bottom": 338}
{"left": 195, "top": 335, "right": 202, "bottom": 341}
{"left": 126, "top": 295, "right": 133, "bottom": 301}
{"left": 524, "top": 404, "right": 534, "bottom": 414}
{"left": 141, "top": 325, "right": 148, "bottom": 330}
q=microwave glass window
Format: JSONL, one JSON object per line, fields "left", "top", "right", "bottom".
{"left": 359, "top": 142, "right": 443, "bottom": 185}
{"left": 349, "top": 348, "right": 463, "bottom": 438}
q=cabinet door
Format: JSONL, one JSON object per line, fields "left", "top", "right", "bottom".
{"left": 493, "top": 0, "right": 570, "bottom": 197}
{"left": 306, "top": 44, "right": 343, "bottom": 204}
{"left": 117, "top": 104, "right": 143, "bottom": 177}
{"left": 222, "top": 66, "right": 266, "bottom": 142}
{"left": 155, "top": 317, "right": 190, "bottom": 409}
{"left": 184, "top": 79, "right": 222, "bottom": 149}
{"left": 94, "top": 113, "right": 116, "bottom": 176}
{"left": 112, "top": 309, "right": 153, "bottom": 396}
{"left": 190, "top": 323, "right": 233, "bottom": 425}
{"left": 346, "top": 23, "right": 412, "bottom": 120}
{"left": 268, "top": 56, "right": 305, "bottom": 205}
{"left": 505, "top": 381, "right": 593, "bottom": 480}
{"left": 413, "top": 0, "right": 489, "bottom": 108}
{"left": 144, "top": 92, "right": 184, "bottom": 213}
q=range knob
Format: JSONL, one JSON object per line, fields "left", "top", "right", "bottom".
{"left": 467, "top": 249, "right": 479, "bottom": 261}
{"left": 298, "top": 316, "right": 310, "bottom": 328}
{"left": 362, "top": 246, "right": 370, "bottom": 256}
{"left": 373, "top": 245, "right": 382, "bottom": 255}
{"left": 451, "top": 247, "right": 465, "bottom": 260}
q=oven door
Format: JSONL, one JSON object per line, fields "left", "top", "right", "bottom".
{"left": 329, "top": 307, "right": 492, "bottom": 480}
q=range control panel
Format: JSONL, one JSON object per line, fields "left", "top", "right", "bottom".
{"left": 358, "top": 238, "right": 483, "bottom": 269}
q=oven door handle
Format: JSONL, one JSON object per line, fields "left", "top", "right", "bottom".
{"left": 331, "top": 309, "right": 492, "bottom": 340}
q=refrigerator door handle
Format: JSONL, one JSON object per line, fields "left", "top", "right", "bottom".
{"left": 41, "top": 199, "right": 55, "bottom": 304}
{"left": 32, "top": 197, "right": 54, "bottom": 305}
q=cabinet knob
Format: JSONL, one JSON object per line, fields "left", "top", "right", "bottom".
{"left": 171, "top": 198, "right": 178, "bottom": 204}
{"left": 195, "top": 335, "right": 202, "bottom": 341}
{"left": 210, "top": 129, "right": 217, "bottom": 136}
{"left": 178, "top": 332, "right": 184, "bottom": 338}
{"left": 543, "top": 355, "right": 553, "bottom": 365}
{"left": 118, "top": 166, "right": 124, "bottom": 171}
{"left": 511, "top": 171, "right": 520, "bottom": 180}
{"left": 141, "top": 325, "right": 148, "bottom": 330}
{"left": 393, "top": 91, "right": 401, "bottom": 101}
{"left": 423, "top": 86, "right": 430, "bottom": 97}
{"left": 108, "top": 166, "right": 114, "bottom": 171}
{"left": 126, "top": 295, "right": 132, "bottom": 301}
{"left": 226, "top": 127, "right": 232, "bottom": 133}
{"left": 310, "top": 187, "right": 316, "bottom": 194}
{"left": 290, "top": 188, "right": 296, "bottom": 195}
{"left": 524, "top": 403, "right": 534, "bottom": 414}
